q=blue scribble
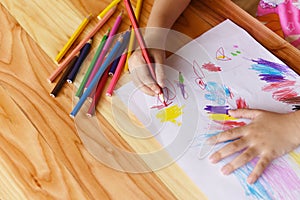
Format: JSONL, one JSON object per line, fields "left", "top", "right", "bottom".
{"left": 250, "top": 58, "right": 296, "bottom": 83}
{"left": 233, "top": 164, "right": 273, "bottom": 200}
{"left": 205, "top": 82, "right": 232, "bottom": 105}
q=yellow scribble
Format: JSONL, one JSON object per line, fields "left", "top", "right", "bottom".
{"left": 156, "top": 105, "right": 184, "bottom": 126}
{"left": 208, "top": 113, "right": 237, "bottom": 121}
{"left": 289, "top": 151, "right": 300, "bottom": 167}
{"left": 217, "top": 55, "right": 226, "bottom": 59}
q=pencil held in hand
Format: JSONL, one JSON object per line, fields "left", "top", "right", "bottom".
{"left": 123, "top": 0, "right": 167, "bottom": 106}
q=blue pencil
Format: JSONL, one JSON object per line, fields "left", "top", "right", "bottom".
{"left": 67, "top": 38, "right": 93, "bottom": 83}
{"left": 70, "top": 31, "right": 129, "bottom": 117}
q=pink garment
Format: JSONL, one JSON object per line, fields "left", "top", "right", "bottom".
{"left": 257, "top": 0, "right": 300, "bottom": 48}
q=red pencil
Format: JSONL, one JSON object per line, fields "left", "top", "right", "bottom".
{"left": 123, "top": 0, "right": 166, "bottom": 106}
{"left": 86, "top": 67, "right": 110, "bottom": 117}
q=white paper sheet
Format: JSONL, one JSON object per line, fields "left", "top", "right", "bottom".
{"left": 116, "top": 20, "right": 300, "bottom": 200}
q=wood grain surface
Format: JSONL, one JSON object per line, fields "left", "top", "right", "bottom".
{"left": 0, "top": 2, "right": 177, "bottom": 200}
{"left": 1, "top": 0, "right": 300, "bottom": 199}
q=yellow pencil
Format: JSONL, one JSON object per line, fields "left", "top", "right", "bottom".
{"left": 97, "top": 0, "right": 121, "bottom": 19}
{"left": 55, "top": 14, "right": 92, "bottom": 63}
{"left": 124, "top": 0, "right": 144, "bottom": 72}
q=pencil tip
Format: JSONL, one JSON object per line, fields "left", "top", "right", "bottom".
{"left": 50, "top": 93, "right": 56, "bottom": 98}
{"left": 106, "top": 92, "right": 112, "bottom": 97}
{"left": 69, "top": 114, "right": 75, "bottom": 118}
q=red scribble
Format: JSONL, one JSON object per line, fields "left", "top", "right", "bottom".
{"left": 214, "top": 120, "right": 246, "bottom": 130}
{"left": 273, "top": 88, "right": 298, "bottom": 101}
{"left": 236, "top": 97, "right": 249, "bottom": 109}
{"left": 202, "top": 62, "right": 222, "bottom": 72}
{"left": 193, "top": 60, "right": 206, "bottom": 90}
{"left": 262, "top": 80, "right": 296, "bottom": 92}
{"left": 150, "top": 80, "right": 176, "bottom": 109}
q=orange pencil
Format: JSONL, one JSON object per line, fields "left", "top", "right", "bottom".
{"left": 47, "top": 6, "right": 117, "bottom": 83}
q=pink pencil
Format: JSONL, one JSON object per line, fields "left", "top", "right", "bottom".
{"left": 47, "top": 6, "right": 117, "bottom": 83}
{"left": 85, "top": 11, "right": 123, "bottom": 88}
{"left": 106, "top": 50, "right": 127, "bottom": 96}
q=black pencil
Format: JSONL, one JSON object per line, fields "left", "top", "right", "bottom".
{"left": 50, "top": 54, "right": 79, "bottom": 98}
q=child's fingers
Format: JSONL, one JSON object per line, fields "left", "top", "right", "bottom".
{"left": 207, "top": 126, "right": 244, "bottom": 144}
{"left": 209, "top": 138, "right": 248, "bottom": 164}
{"left": 220, "top": 148, "right": 257, "bottom": 175}
{"left": 228, "top": 109, "right": 261, "bottom": 119}
{"left": 247, "top": 156, "right": 272, "bottom": 184}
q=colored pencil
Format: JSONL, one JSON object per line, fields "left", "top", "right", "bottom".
{"left": 70, "top": 33, "right": 127, "bottom": 117}
{"left": 47, "top": 6, "right": 117, "bottom": 83}
{"left": 97, "top": 0, "right": 121, "bottom": 19}
{"left": 88, "top": 29, "right": 130, "bottom": 99}
{"left": 124, "top": 0, "right": 143, "bottom": 72}
{"left": 108, "top": 32, "right": 131, "bottom": 76}
{"left": 67, "top": 38, "right": 93, "bottom": 83}
{"left": 85, "top": 11, "right": 123, "bottom": 88}
{"left": 108, "top": 56, "right": 121, "bottom": 76}
{"left": 123, "top": 0, "right": 166, "bottom": 105}
{"left": 87, "top": 67, "right": 110, "bottom": 117}
{"left": 106, "top": 49, "right": 127, "bottom": 96}
{"left": 50, "top": 54, "right": 79, "bottom": 98}
{"left": 55, "top": 14, "right": 92, "bottom": 63}
{"left": 75, "top": 29, "right": 110, "bottom": 98}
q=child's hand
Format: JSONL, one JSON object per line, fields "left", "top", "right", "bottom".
{"left": 207, "top": 109, "right": 300, "bottom": 184}
{"left": 128, "top": 49, "right": 165, "bottom": 96}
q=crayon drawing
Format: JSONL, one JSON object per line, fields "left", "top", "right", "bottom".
{"left": 116, "top": 20, "right": 300, "bottom": 199}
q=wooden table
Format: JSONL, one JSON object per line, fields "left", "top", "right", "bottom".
{"left": 0, "top": 0, "right": 299, "bottom": 199}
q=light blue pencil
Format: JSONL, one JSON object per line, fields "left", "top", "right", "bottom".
{"left": 70, "top": 33, "right": 127, "bottom": 118}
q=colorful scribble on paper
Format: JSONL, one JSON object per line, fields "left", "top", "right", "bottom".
{"left": 176, "top": 72, "right": 189, "bottom": 99}
{"left": 216, "top": 47, "right": 232, "bottom": 61}
{"left": 151, "top": 81, "right": 176, "bottom": 110}
{"left": 155, "top": 104, "right": 184, "bottom": 126}
{"left": 202, "top": 62, "right": 222, "bottom": 72}
{"left": 250, "top": 58, "right": 299, "bottom": 101}
{"left": 204, "top": 82, "right": 233, "bottom": 105}
{"left": 193, "top": 60, "right": 207, "bottom": 90}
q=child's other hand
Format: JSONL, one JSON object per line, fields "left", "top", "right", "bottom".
{"left": 207, "top": 109, "right": 300, "bottom": 184}
{"left": 128, "top": 49, "right": 165, "bottom": 96}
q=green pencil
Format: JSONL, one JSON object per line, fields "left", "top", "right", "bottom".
{"left": 75, "top": 29, "right": 110, "bottom": 97}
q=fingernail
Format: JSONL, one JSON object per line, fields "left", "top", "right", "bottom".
{"left": 221, "top": 165, "right": 231, "bottom": 175}
{"left": 247, "top": 174, "right": 256, "bottom": 184}
{"left": 209, "top": 154, "right": 218, "bottom": 163}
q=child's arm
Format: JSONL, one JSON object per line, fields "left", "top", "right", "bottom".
{"left": 128, "top": 0, "right": 191, "bottom": 96}
{"left": 207, "top": 109, "right": 300, "bottom": 184}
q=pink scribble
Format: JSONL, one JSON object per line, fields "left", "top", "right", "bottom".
{"left": 236, "top": 97, "right": 249, "bottom": 109}
{"left": 262, "top": 80, "right": 296, "bottom": 92}
{"left": 202, "top": 62, "right": 222, "bottom": 72}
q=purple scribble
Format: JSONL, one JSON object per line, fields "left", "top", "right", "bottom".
{"left": 204, "top": 105, "right": 229, "bottom": 114}
{"left": 259, "top": 74, "right": 286, "bottom": 82}
{"left": 251, "top": 58, "right": 295, "bottom": 77}
{"left": 257, "top": 157, "right": 300, "bottom": 199}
